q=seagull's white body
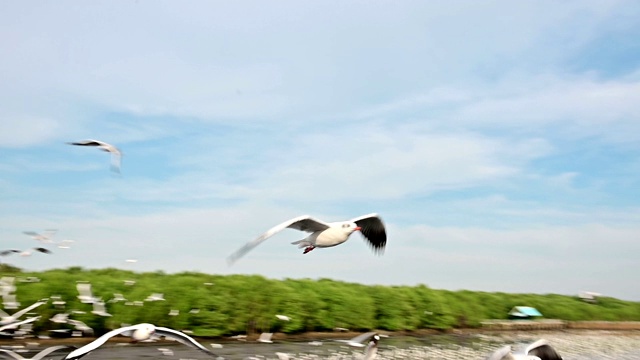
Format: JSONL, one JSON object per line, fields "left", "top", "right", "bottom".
{"left": 0, "top": 301, "right": 46, "bottom": 326}
{"left": 275, "top": 315, "right": 291, "bottom": 321}
{"left": 0, "top": 345, "right": 75, "bottom": 360}
{"left": 67, "top": 139, "right": 122, "bottom": 173}
{"left": 486, "top": 339, "right": 563, "bottom": 360}
{"left": 227, "top": 213, "right": 387, "bottom": 264}
{"left": 63, "top": 323, "right": 218, "bottom": 360}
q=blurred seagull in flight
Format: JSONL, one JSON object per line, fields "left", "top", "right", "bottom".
{"left": 335, "top": 331, "right": 380, "bottom": 348}
{"left": 227, "top": 213, "right": 387, "bottom": 264}
{"left": 22, "top": 229, "right": 57, "bottom": 243}
{"left": 63, "top": 323, "right": 219, "bottom": 359}
{"left": 486, "top": 339, "right": 563, "bottom": 360}
{"left": 0, "top": 301, "right": 46, "bottom": 326}
{"left": 67, "top": 139, "right": 122, "bottom": 173}
{"left": 1, "top": 248, "right": 52, "bottom": 257}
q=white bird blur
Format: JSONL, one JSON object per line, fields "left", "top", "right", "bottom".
{"left": 67, "top": 139, "right": 122, "bottom": 173}
{"left": 486, "top": 339, "right": 563, "bottom": 360}
{"left": 257, "top": 332, "right": 273, "bottom": 343}
{"left": 22, "top": 230, "right": 58, "bottom": 244}
{"left": 0, "top": 301, "right": 46, "bottom": 326}
{"left": 0, "top": 345, "right": 76, "bottom": 360}
{"left": 0, "top": 316, "right": 41, "bottom": 333}
{"left": 336, "top": 331, "right": 380, "bottom": 348}
{"left": 66, "top": 319, "right": 94, "bottom": 335}
{"left": 91, "top": 301, "right": 111, "bottom": 317}
{"left": 275, "top": 314, "right": 291, "bottom": 321}
{"left": 76, "top": 283, "right": 99, "bottom": 304}
{"left": 49, "top": 313, "right": 69, "bottom": 324}
{"left": 227, "top": 213, "right": 387, "bottom": 264}
{"left": 63, "top": 323, "right": 219, "bottom": 359}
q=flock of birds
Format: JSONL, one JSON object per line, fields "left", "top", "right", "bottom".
{"left": 1, "top": 230, "right": 74, "bottom": 262}
{"left": 1, "top": 139, "right": 566, "bottom": 359}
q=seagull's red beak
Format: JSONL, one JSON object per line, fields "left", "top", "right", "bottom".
{"left": 354, "top": 226, "right": 362, "bottom": 231}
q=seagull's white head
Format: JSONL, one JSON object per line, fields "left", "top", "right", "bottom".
{"left": 339, "top": 222, "right": 361, "bottom": 235}
{"left": 132, "top": 323, "right": 156, "bottom": 341}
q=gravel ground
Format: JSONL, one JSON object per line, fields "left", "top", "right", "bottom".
{"left": 1, "top": 330, "right": 639, "bottom": 359}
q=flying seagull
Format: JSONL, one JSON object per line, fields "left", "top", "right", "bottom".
{"left": 486, "top": 339, "right": 563, "bottom": 360}
{"left": 335, "top": 331, "right": 380, "bottom": 347}
{"left": 1, "top": 248, "right": 52, "bottom": 258}
{"left": 0, "top": 345, "right": 76, "bottom": 360}
{"left": 63, "top": 323, "right": 219, "bottom": 360}
{"left": 363, "top": 333, "right": 380, "bottom": 360}
{"left": 67, "top": 139, "right": 122, "bottom": 173}
{"left": 227, "top": 213, "right": 386, "bottom": 264}
{"left": 23, "top": 230, "right": 57, "bottom": 243}
{"left": 0, "top": 301, "right": 46, "bottom": 326}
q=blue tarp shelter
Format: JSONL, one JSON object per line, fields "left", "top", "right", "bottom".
{"left": 508, "top": 306, "right": 542, "bottom": 319}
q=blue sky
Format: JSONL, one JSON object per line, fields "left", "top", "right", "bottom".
{"left": 1, "top": 1, "right": 639, "bottom": 300}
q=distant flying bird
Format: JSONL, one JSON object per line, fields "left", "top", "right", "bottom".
{"left": 91, "top": 301, "right": 112, "bottom": 317}
{"left": 63, "top": 323, "right": 219, "bottom": 360}
{"left": 227, "top": 213, "right": 387, "bottom": 264}
{"left": 0, "top": 345, "right": 76, "bottom": 360}
{"left": 486, "top": 339, "right": 563, "bottom": 360}
{"left": 23, "top": 230, "right": 57, "bottom": 243}
{"left": 49, "top": 313, "right": 70, "bottom": 324}
{"left": 67, "top": 139, "right": 122, "bottom": 173}
{"left": 1, "top": 248, "right": 52, "bottom": 257}
{"left": 76, "top": 283, "right": 98, "bottom": 304}
{"left": 275, "top": 314, "right": 291, "bottom": 321}
{"left": 257, "top": 332, "right": 273, "bottom": 343}
{"left": 66, "top": 319, "right": 93, "bottom": 335}
{"left": 0, "top": 301, "right": 46, "bottom": 326}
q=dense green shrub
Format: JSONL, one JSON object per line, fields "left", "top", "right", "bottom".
{"left": 3, "top": 267, "right": 638, "bottom": 336}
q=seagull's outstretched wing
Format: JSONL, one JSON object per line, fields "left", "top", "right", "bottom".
{"left": 336, "top": 331, "right": 378, "bottom": 347}
{"left": 31, "top": 346, "right": 77, "bottom": 360}
{"left": 0, "top": 316, "right": 41, "bottom": 332}
{"left": 227, "top": 215, "right": 330, "bottom": 265}
{"left": 485, "top": 345, "right": 513, "bottom": 360}
{"left": 33, "top": 247, "right": 52, "bottom": 255}
{"left": 351, "top": 214, "right": 387, "bottom": 254}
{"left": 154, "top": 327, "right": 219, "bottom": 357}
{"left": 67, "top": 139, "right": 106, "bottom": 147}
{"left": 12, "top": 301, "right": 46, "bottom": 320}
{"left": 64, "top": 325, "right": 138, "bottom": 360}
{"left": 523, "top": 339, "right": 563, "bottom": 360}
{"left": 0, "top": 349, "right": 24, "bottom": 360}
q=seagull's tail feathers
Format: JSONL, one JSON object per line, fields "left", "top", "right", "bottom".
{"left": 291, "top": 239, "right": 312, "bottom": 248}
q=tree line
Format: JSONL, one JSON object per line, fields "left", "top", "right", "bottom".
{"left": 3, "top": 265, "right": 639, "bottom": 337}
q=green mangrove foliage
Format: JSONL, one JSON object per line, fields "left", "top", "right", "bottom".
{"left": 2, "top": 266, "right": 639, "bottom": 336}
